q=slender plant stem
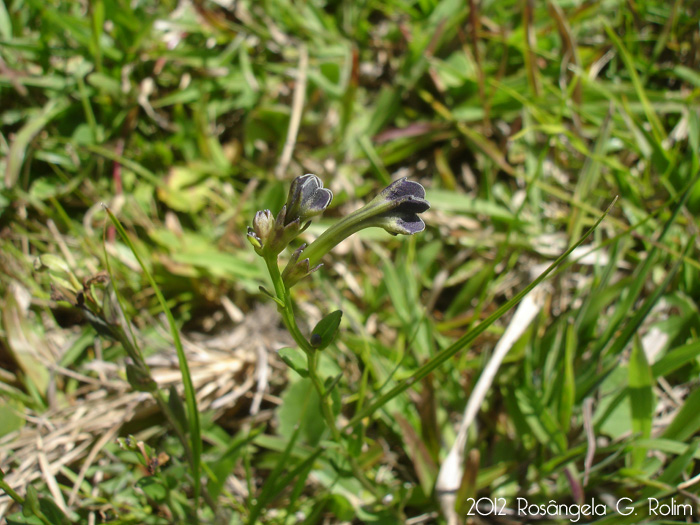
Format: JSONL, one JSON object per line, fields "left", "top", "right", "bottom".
{"left": 0, "top": 477, "right": 52, "bottom": 525}
{"left": 263, "top": 252, "right": 379, "bottom": 497}
{"left": 0, "top": 477, "right": 23, "bottom": 505}
{"left": 117, "top": 331, "right": 217, "bottom": 513}
{"left": 299, "top": 197, "right": 396, "bottom": 268}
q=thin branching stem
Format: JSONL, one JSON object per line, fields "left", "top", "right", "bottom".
{"left": 263, "top": 251, "right": 379, "bottom": 498}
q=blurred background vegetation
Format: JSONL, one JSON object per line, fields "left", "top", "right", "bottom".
{"left": 1, "top": 0, "right": 700, "bottom": 523}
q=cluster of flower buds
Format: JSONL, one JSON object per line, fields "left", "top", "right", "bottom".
{"left": 247, "top": 174, "right": 333, "bottom": 257}
{"left": 248, "top": 175, "right": 430, "bottom": 288}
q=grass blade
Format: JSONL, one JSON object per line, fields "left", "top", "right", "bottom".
{"left": 343, "top": 197, "right": 618, "bottom": 430}
{"left": 604, "top": 23, "right": 666, "bottom": 146}
{"left": 5, "top": 98, "right": 70, "bottom": 188}
{"left": 662, "top": 387, "right": 700, "bottom": 442}
{"left": 628, "top": 340, "right": 654, "bottom": 467}
{"left": 104, "top": 205, "right": 202, "bottom": 513}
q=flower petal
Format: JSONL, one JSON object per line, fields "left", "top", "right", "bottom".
{"left": 285, "top": 174, "right": 333, "bottom": 225}
{"left": 372, "top": 177, "right": 430, "bottom": 214}
{"left": 381, "top": 177, "right": 426, "bottom": 201}
{"left": 379, "top": 213, "right": 426, "bottom": 235}
{"left": 303, "top": 186, "right": 333, "bottom": 215}
{"left": 397, "top": 195, "right": 430, "bottom": 214}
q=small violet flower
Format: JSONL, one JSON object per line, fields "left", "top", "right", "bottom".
{"left": 248, "top": 175, "right": 429, "bottom": 288}
{"left": 366, "top": 177, "right": 430, "bottom": 235}
{"left": 283, "top": 177, "right": 429, "bottom": 286}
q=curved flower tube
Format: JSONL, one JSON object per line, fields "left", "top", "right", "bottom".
{"left": 288, "top": 177, "right": 429, "bottom": 278}
{"left": 247, "top": 175, "right": 429, "bottom": 288}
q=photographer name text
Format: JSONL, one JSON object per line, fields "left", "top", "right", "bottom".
{"left": 465, "top": 497, "right": 693, "bottom": 522}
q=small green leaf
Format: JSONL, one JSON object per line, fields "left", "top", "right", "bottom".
{"left": 0, "top": 399, "right": 25, "bottom": 437}
{"left": 629, "top": 341, "right": 654, "bottom": 467}
{"left": 310, "top": 310, "right": 342, "bottom": 350}
{"left": 278, "top": 347, "right": 308, "bottom": 378}
{"left": 126, "top": 364, "right": 157, "bottom": 393}
{"left": 39, "top": 497, "right": 71, "bottom": 525}
{"left": 136, "top": 477, "right": 167, "bottom": 502}
{"left": 23, "top": 486, "right": 40, "bottom": 517}
{"left": 259, "top": 286, "right": 285, "bottom": 308}
{"left": 278, "top": 378, "right": 326, "bottom": 446}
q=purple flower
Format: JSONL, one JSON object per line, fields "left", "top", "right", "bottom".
{"left": 284, "top": 178, "right": 430, "bottom": 284}
{"left": 369, "top": 178, "right": 430, "bottom": 235}
{"left": 284, "top": 174, "right": 333, "bottom": 226}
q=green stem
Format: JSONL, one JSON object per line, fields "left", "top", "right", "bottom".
{"left": 0, "top": 477, "right": 23, "bottom": 505}
{"left": 118, "top": 332, "right": 216, "bottom": 514}
{"left": 300, "top": 199, "right": 393, "bottom": 268}
{"left": 263, "top": 252, "right": 379, "bottom": 497}
{"left": 0, "top": 477, "right": 52, "bottom": 525}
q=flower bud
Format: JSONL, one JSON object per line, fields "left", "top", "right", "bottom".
{"left": 253, "top": 209, "right": 275, "bottom": 243}
{"left": 247, "top": 175, "right": 332, "bottom": 257}
{"left": 282, "top": 243, "right": 322, "bottom": 287}
{"left": 284, "top": 174, "right": 333, "bottom": 226}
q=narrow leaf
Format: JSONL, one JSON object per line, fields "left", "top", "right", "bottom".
{"left": 559, "top": 321, "right": 575, "bottom": 432}
{"left": 628, "top": 341, "right": 654, "bottom": 467}
{"left": 278, "top": 347, "right": 309, "bottom": 378}
{"left": 652, "top": 340, "right": 700, "bottom": 378}
{"left": 310, "top": 310, "right": 342, "bottom": 350}
{"left": 105, "top": 206, "right": 202, "bottom": 507}
{"left": 168, "top": 384, "right": 188, "bottom": 436}
{"left": 662, "top": 387, "right": 700, "bottom": 442}
{"left": 5, "top": 98, "right": 69, "bottom": 188}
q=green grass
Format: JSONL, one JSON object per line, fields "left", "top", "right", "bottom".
{"left": 1, "top": 0, "right": 700, "bottom": 523}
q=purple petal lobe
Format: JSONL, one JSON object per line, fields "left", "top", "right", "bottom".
{"left": 379, "top": 213, "right": 426, "bottom": 235}
{"left": 397, "top": 195, "right": 430, "bottom": 214}
{"left": 302, "top": 187, "right": 333, "bottom": 215}
{"left": 285, "top": 174, "right": 333, "bottom": 225}
{"left": 381, "top": 178, "right": 426, "bottom": 201}
{"left": 393, "top": 214, "right": 426, "bottom": 234}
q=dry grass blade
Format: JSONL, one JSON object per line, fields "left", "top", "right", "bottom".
{"left": 276, "top": 45, "right": 308, "bottom": 179}
{"left": 67, "top": 422, "right": 122, "bottom": 507}
{"left": 582, "top": 397, "right": 595, "bottom": 486}
{"left": 0, "top": 307, "right": 287, "bottom": 518}
{"left": 436, "top": 270, "right": 549, "bottom": 524}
